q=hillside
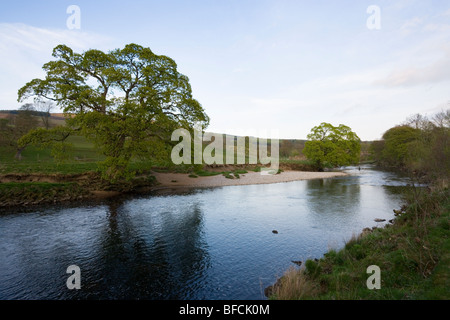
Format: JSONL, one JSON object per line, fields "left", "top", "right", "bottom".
{"left": 0, "top": 110, "right": 67, "bottom": 127}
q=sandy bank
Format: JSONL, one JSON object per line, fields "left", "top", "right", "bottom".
{"left": 0, "top": 170, "right": 347, "bottom": 208}
{"left": 152, "top": 170, "right": 347, "bottom": 190}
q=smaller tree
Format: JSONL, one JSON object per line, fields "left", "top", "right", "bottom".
{"left": 303, "top": 122, "right": 361, "bottom": 171}
{"left": 34, "top": 98, "right": 54, "bottom": 129}
{"left": 14, "top": 104, "right": 39, "bottom": 159}
{"left": 432, "top": 109, "right": 450, "bottom": 128}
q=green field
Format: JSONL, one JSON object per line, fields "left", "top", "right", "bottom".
{"left": 0, "top": 135, "right": 102, "bottom": 174}
{"left": 0, "top": 132, "right": 317, "bottom": 176}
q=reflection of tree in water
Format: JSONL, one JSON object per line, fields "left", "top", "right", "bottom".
{"left": 305, "top": 177, "right": 361, "bottom": 227}
{"left": 89, "top": 198, "right": 209, "bottom": 299}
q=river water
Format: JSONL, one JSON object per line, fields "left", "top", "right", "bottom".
{"left": 0, "top": 165, "right": 410, "bottom": 300}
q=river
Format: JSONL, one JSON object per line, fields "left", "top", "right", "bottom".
{"left": 0, "top": 165, "right": 410, "bottom": 300}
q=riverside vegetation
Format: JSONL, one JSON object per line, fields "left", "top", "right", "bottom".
{"left": 0, "top": 43, "right": 448, "bottom": 300}
{"left": 0, "top": 117, "right": 319, "bottom": 207}
{"left": 267, "top": 110, "right": 449, "bottom": 300}
{"left": 0, "top": 43, "right": 365, "bottom": 207}
{"left": 0, "top": 130, "right": 317, "bottom": 208}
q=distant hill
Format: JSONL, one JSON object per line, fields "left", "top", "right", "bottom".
{"left": 0, "top": 110, "right": 67, "bottom": 127}
{"left": 0, "top": 109, "right": 372, "bottom": 161}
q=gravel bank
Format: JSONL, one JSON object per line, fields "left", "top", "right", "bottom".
{"left": 152, "top": 170, "right": 347, "bottom": 189}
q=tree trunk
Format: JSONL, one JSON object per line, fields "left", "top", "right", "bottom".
{"left": 14, "top": 146, "right": 25, "bottom": 160}
{"left": 41, "top": 113, "right": 50, "bottom": 130}
{"left": 316, "top": 159, "right": 323, "bottom": 172}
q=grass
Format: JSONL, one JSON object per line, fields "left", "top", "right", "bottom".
{"left": 0, "top": 135, "right": 102, "bottom": 175}
{"left": 187, "top": 169, "right": 250, "bottom": 179}
{"left": 0, "top": 133, "right": 320, "bottom": 207}
{"left": 222, "top": 169, "right": 249, "bottom": 179}
{"left": 0, "top": 133, "right": 318, "bottom": 176}
{"left": 269, "top": 187, "right": 450, "bottom": 300}
{"left": 223, "top": 172, "right": 235, "bottom": 179}
{"left": 0, "top": 136, "right": 167, "bottom": 175}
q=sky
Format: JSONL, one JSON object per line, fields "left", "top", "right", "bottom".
{"left": 0, "top": 0, "right": 449, "bottom": 141}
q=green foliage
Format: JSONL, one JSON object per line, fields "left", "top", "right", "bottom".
{"left": 380, "top": 125, "right": 421, "bottom": 167}
{"left": 303, "top": 122, "right": 361, "bottom": 170}
{"left": 0, "top": 135, "right": 102, "bottom": 175}
{"left": 279, "top": 139, "right": 305, "bottom": 158}
{"left": 17, "top": 126, "right": 74, "bottom": 163}
{"left": 18, "top": 43, "right": 209, "bottom": 182}
{"left": 0, "top": 107, "right": 40, "bottom": 155}
{"left": 223, "top": 172, "right": 234, "bottom": 179}
{"left": 253, "top": 166, "right": 261, "bottom": 172}
{"left": 370, "top": 110, "right": 450, "bottom": 185}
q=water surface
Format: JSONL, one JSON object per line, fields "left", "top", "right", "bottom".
{"left": 0, "top": 165, "right": 409, "bottom": 300}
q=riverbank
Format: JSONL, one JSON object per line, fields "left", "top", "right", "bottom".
{"left": 152, "top": 170, "right": 347, "bottom": 189}
{"left": 266, "top": 187, "right": 450, "bottom": 300}
{"left": 0, "top": 169, "right": 346, "bottom": 208}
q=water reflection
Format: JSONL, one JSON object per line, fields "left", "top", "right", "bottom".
{"left": 77, "top": 199, "right": 210, "bottom": 299}
{"left": 304, "top": 178, "right": 362, "bottom": 236}
{"left": 0, "top": 165, "right": 409, "bottom": 300}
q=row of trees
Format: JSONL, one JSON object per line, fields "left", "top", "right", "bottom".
{"left": 370, "top": 110, "right": 450, "bottom": 185}
{"left": 15, "top": 43, "right": 446, "bottom": 182}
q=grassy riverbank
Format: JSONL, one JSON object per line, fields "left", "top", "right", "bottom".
{"left": 267, "top": 187, "right": 449, "bottom": 300}
{"left": 0, "top": 172, "right": 160, "bottom": 208}
{"left": 0, "top": 135, "right": 321, "bottom": 208}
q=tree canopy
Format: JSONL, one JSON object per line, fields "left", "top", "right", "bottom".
{"left": 303, "top": 122, "right": 361, "bottom": 170}
{"left": 18, "top": 43, "right": 209, "bottom": 181}
{"left": 370, "top": 110, "right": 449, "bottom": 184}
{"left": 379, "top": 125, "right": 421, "bottom": 167}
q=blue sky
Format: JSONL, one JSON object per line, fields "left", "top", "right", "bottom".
{"left": 0, "top": 0, "right": 449, "bottom": 140}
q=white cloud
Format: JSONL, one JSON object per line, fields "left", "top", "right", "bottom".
{"left": 400, "top": 17, "right": 424, "bottom": 31}
{"left": 441, "top": 8, "right": 450, "bottom": 17}
{"left": 0, "top": 23, "right": 113, "bottom": 53}
{"left": 423, "top": 23, "right": 450, "bottom": 33}
{"left": 374, "top": 51, "right": 450, "bottom": 87}
{"left": 0, "top": 23, "right": 114, "bottom": 109}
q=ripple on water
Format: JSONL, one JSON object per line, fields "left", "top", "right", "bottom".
{"left": 0, "top": 165, "right": 407, "bottom": 299}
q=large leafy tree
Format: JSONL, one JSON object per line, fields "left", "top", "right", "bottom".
{"left": 380, "top": 125, "right": 421, "bottom": 167}
{"left": 18, "top": 44, "right": 209, "bottom": 181}
{"left": 303, "top": 122, "right": 361, "bottom": 170}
